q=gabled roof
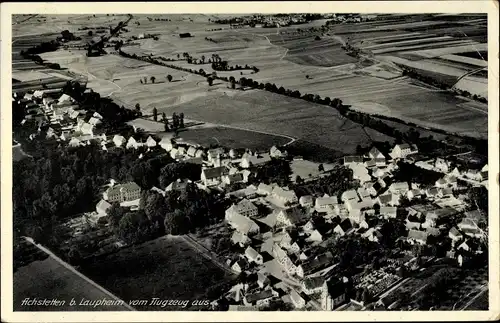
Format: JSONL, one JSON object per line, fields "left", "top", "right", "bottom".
{"left": 279, "top": 206, "right": 306, "bottom": 224}
{"left": 233, "top": 199, "right": 258, "bottom": 214}
{"left": 245, "top": 289, "right": 275, "bottom": 303}
{"left": 337, "top": 218, "right": 352, "bottom": 232}
{"left": 202, "top": 166, "right": 229, "bottom": 179}
{"left": 303, "top": 276, "right": 325, "bottom": 290}
{"left": 231, "top": 231, "right": 250, "bottom": 244}
{"left": 315, "top": 196, "right": 338, "bottom": 207}
{"left": 325, "top": 279, "right": 345, "bottom": 299}
{"left": 449, "top": 226, "right": 462, "bottom": 237}
{"left": 341, "top": 189, "right": 359, "bottom": 201}
{"left": 290, "top": 289, "right": 305, "bottom": 304}
{"left": 408, "top": 229, "right": 428, "bottom": 242}
{"left": 245, "top": 246, "right": 260, "bottom": 260}
{"left": 344, "top": 156, "right": 363, "bottom": 163}
{"left": 96, "top": 199, "right": 111, "bottom": 212}
{"left": 272, "top": 186, "right": 298, "bottom": 201}
{"left": 226, "top": 173, "right": 244, "bottom": 183}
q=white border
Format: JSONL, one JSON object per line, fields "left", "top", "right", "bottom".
{"left": 1, "top": 2, "right": 499, "bottom": 322}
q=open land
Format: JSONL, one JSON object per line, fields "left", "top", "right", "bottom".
{"left": 19, "top": 13, "right": 487, "bottom": 140}
{"left": 14, "top": 255, "right": 131, "bottom": 311}
{"left": 79, "top": 236, "right": 233, "bottom": 310}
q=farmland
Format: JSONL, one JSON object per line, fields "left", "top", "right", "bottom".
{"left": 79, "top": 236, "right": 234, "bottom": 310}
{"left": 14, "top": 13, "right": 489, "bottom": 144}
{"left": 14, "top": 255, "right": 131, "bottom": 311}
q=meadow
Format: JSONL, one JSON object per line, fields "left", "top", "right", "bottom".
{"left": 79, "top": 236, "right": 233, "bottom": 311}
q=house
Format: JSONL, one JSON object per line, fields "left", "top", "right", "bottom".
{"left": 434, "top": 158, "right": 450, "bottom": 173}
{"left": 159, "top": 137, "right": 174, "bottom": 151}
{"left": 322, "top": 279, "right": 346, "bottom": 310}
{"left": 379, "top": 206, "right": 397, "bottom": 219}
{"left": 357, "top": 188, "right": 371, "bottom": 200}
{"left": 68, "top": 137, "right": 82, "bottom": 147}
{"left": 458, "top": 219, "right": 484, "bottom": 238}
{"left": 145, "top": 136, "right": 157, "bottom": 147}
{"left": 307, "top": 229, "right": 323, "bottom": 243}
{"left": 257, "top": 183, "right": 275, "bottom": 196}
{"left": 150, "top": 186, "right": 166, "bottom": 196}
{"left": 345, "top": 198, "right": 374, "bottom": 213}
{"left": 58, "top": 93, "right": 74, "bottom": 104}
{"left": 112, "top": 134, "right": 126, "bottom": 147}
{"left": 302, "top": 276, "right": 325, "bottom": 295}
{"left": 376, "top": 193, "right": 399, "bottom": 207}
{"left": 169, "top": 148, "right": 181, "bottom": 160}
{"left": 407, "top": 230, "right": 428, "bottom": 245}
{"left": 438, "top": 187, "right": 454, "bottom": 198}
{"left": 245, "top": 246, "right": 264, "bottom": 265}
{"left": 425, "top": 187, "right": 440, "bottom": 198}
{"left": 299, "top": 195, "right": 314, "bottom": 207}
{"left": 240, "top": 153, "right": 272, "bottom": 168}
{"left": 341, "top": 189, "right": 359, "bottom": 203}
{"left": 361, "top": 228, "right": 383, "bottom": 243}
{"left": 315, "top": 195, "right": 338, "bottom": 212}
{"left": 350, "top": 164, "right": 372, "bottom": 183}
{"left": 426, "top": 227, "right": 441, "bottom": 237}
{"left": 232, "top": 258, "right": 249, "bottom": 273}
{"left": 464, "top": 210, "right": 487, "bottom": 227}
{"left": 303, "top": 220, "right": 315, "bottom": 232}
{"left": 231, "top": 231, "right": 251, "bottom": 247}
{"left": 270, "top": 146, "right": 288, "bottom": 158}
{"left": 435, "top": 177, "right": 448, "bottom": 188}
{"left": 405, "top": 219, "right": 421, "bottom": 231}
{"left": 96, "top": 199, "right": 111, "bottom": 215}
{"left": 290, "top": 290, "right": 306, "bottom": 309}
{"left": 222, "top": 173, "right": 244, "bottom": 185}
{"left": 390, "top": 143, "right": 418, "bottom": 159}
{"left": 389, "top": 182, "right": 409, "bottom": 195}
{"left": 407, "top": 189, "right": 423, "bottom": 201}
{"left": 226, "top": 213, "right": 260, "bottom": 235}
{"left": 201, "top": 166, "right": 229, "bottom": 186}
{"left": 226, "top": 199, "right": 258, "bottom": 219}
{"left": 244, "top": 289, "right": 278, "bottom": 308}
{"left": 103, "top": 182, "right": 141, "bottom": 203}
{"left": 367, "top": 146, "right": 385, "bottom": 160}
{"left": 257, "top": 272, "right": 271, "bottom": 289}
{"left": 165, "top": 178, "right": 192, "bottom": 192}
{"left": 126, "top": 136, "right": 142, "bottom": 149}
{"left": 276, "top": 206, "right": 306, "bottom": 227}
{"left": 271, "top": 186, "right": 298, "bottom": 207}
{"left": 423, "top": 207, "right": 457, "bottom": 228}
{"left": 186, "top": 146, "right": 197, "bottom": 157}
{"left": 80, "top": 122, "right": 94, "bottom": 136}
{"left": 343, "top": 156, "right": 364, "bottom": 165}
{"left": 88, "top": 117, "right": 102, "bottom": 126}
{"left": 334, "top": 219, "right": 353, "bottom": 236}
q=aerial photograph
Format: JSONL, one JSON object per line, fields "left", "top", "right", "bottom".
{"left": 11, "top": 12, "right": 489, "bottom": 312}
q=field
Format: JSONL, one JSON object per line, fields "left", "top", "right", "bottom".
{"left": 14, "top": 256, "right": 131, "bottom": 311}
{"left": 176, "top": 126, "right": 291, "bottom": 150}
{"left": 14, "top": 13, "right": 488, "bottom": 141}
{"left": 79, "top": 236, "right": 233, "bottom": 310}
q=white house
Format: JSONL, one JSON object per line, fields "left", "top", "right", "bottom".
{"left": 257, "top": 183, "right": 275, "bottom": 196}
{"left": 88, "top": 117, "right": 102, "bottom": 126}
{"left": 146, "top": 136, "right": 157, "bottom": 147}
{"left": 240, "top": 153, "right": 272, "bottom": 169}
{"left": 389, "top": 182, "right": 409, "bottom": 195}
{"left": 315, "top": 195, "right": 338, "bottom": 212}
{"left": 245, "top": 246, "right": 264, "bottom": 265}
{"left": 270, "top": 146, "right": 288, "bottom": 158}
{"left": 390, "top": 143, "right": 418, "bottom": 159}
{"left": 68, "top": 137, "right": 82, "bottom": 147}
{"left": 271, "top": 186, "right": 298, "bottom": 207}
{"left": 58, "top": 93, "right": 74, "bottom": 104}
{"left": 368, "top": 147, "right": 385, "bottom": 160}
{"left": 112, "top": 135, "right": 126, "bottom": 147}
{"left": 448, "top": 227, "right": 463, "bottom": 243}
{"left": 126, "top": 137, "right": 142, "bottom": 149}
{"left": 225, "top": 199, "right": 258, "bottom": 219}
{"left": 434, "top": 158, "right": 450, "bottom": 173}
{"left": 290, "top": 290, "right": 306, "bottom": 309}
{"left": 201, "top": 166, "right": 229, "bottom": 186}
{"left": 159, "top": 137, "right": 174, "bottom": 151}
{"left": 276, "top": 206, "right": 306, "bottom": 227}
{"left": 341, "top": 189, "right": 359, "bottom": 203}
{"left": 379, "top": 206, "right": 397, "bottom": 219}
{"left": 299, "top": 195, "right": 314, "bottom": 207}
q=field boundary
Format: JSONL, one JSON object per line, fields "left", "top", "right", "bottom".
{"left": 23, "top": 237, "right": 136, "bottom": 311}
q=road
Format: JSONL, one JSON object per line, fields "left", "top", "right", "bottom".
{"left": 23, "top": 236, "right": 136, "bottom": 311}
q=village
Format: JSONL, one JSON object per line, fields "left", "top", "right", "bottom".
{"left": 13, "top": 83, "right": 489, "bottom": 311}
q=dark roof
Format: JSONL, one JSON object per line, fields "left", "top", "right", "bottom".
{"left": 282, "top": 206, "right": 306, "bottom": 224}
{"left": 202, "top": 166, "right": 228, "bottom": 179}
{"left": 245, "top": 289, "right": 275, "bottom": 303}
{"left": 339, "top": 219, "right": 352, "bottom": 232}
{"left": 325, "top": 279, "right": 345, "bottom": 299}
{"left": 344, "top": 156, "right": 363, "bottom": 163}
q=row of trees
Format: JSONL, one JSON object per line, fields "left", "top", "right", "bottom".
{"left": 118, "top": 48, "right": 487, "bottom": 157}
{"left": 211, "top": 61, "right": 259, "bottom": 73}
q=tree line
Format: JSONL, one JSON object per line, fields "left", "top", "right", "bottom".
{"left": 118, "top": 48, "right": 487, "bottom": 157}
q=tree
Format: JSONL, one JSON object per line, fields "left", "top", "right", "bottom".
{"left": 152, "top": 107, "right": 158, "bottom": 121}
{"left": 167, "top": 74, "right": 173, "bottom": 82}
{"left": 88, "top": 30, "right": 93, "bottom": 36}
{"left": 161, "top": 112, "right": 167, "bottom": 122}
{"left": 164, "top": 121, "right": 170, "bottom": 132}
{"left": 67, "top": 247, "right": 82, "bottom": 266}
{"left": 207, "top": 77, "right": 214, "bottom": 86}
{"left": 150, "top": 76, "right": 156, "bottom": 84}
{"left": 231, "top": 80, "right": 236, "bottom": 89}
{"left": 318, "top": 164, "right": 324, "bottom": 172}
{"left": 179, "top": 113, "right": 185, "bottom": 128}
{"left": 143, "top": 77, "right": 147, "bottom": 84}
{"left": 296, "top": 175, "right": 304, "bottom": 184}
{"left": 135, "top": 103, "right": 141, "bottom": 112}
{"left": 201, "top": 55, "right": 205, "bottom": 63}
{"left": 172, "top": 113, "right": 179, "bottom": 129}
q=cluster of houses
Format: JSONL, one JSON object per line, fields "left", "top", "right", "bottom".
{"left": 415, "top": 157, "right": 488, "bottom": 187}
{"left": 216, "top": 143, "right": 487, "bottom": 310}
